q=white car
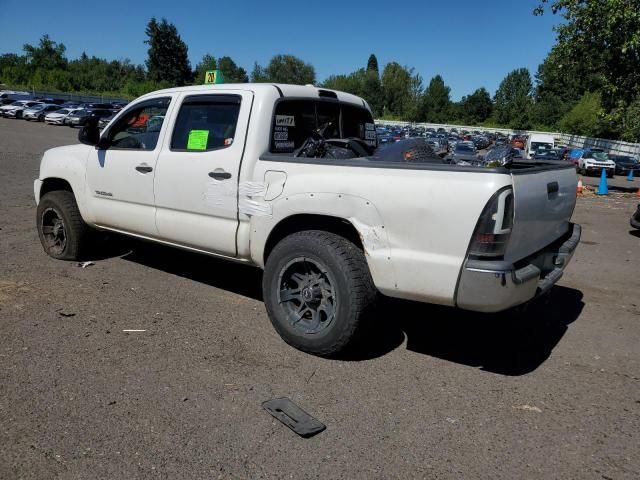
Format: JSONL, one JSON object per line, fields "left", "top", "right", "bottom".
{"left": 45, "top": 108, "right": 81, "bottom": 125}
{"left": 23, "top": 104, "right": 61, "bottom": 121}
{"left": 33, "top": 83, "right": 581, "bottom": 357}
{"left": 575, "top": 148, "right": 616, "bottom": 178}
{"left": 0, "top": 100, "right": 39, "bottom": 118}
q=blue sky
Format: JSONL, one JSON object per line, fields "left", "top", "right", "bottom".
{"left": 0, "top": 0, "right": 560, "bottom": 100}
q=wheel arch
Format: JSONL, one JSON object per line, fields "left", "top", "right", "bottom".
{"left": 40, "top": 177, "right": 74, "bottom": 198}
{"left": 263, "top": 214, "right": 364, "bottom": 265}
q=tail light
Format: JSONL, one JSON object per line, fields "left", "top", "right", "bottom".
{"left": 468, "top": 187, "right": 514, "bottom": 258}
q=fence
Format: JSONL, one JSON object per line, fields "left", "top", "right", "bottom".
{"left": 374, "top": 120, "right": 640, "bottom": 157}
{"left": 3, "top": 88, "right": 127, "bottom": 105}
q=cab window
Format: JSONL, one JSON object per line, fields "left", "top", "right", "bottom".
{"left": 270, "top": 99, "right": 376, "bottom": 154}
{"left": 170, "top": 95, "right": 241, "bottom": 151}
{"left": 108, "top": 97, "right": 170, "bottom": 151}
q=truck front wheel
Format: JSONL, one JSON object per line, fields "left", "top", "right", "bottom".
{"left": 263, "top": 230, "right": 377, "bottom": 357}
{"left": 36, "top": 190, "right": 89, "bottom": 260}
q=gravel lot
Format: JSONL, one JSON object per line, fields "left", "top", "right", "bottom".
{"left": 1, "top": 118, "right": 639, "bottom": 479}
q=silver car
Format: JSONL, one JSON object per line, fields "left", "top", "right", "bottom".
{"left": 23, "top": 104, "right": 61, "bottom": 122}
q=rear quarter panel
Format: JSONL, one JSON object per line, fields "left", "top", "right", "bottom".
{"left": 249, "top": 161, "right": 512, "bottom": 305}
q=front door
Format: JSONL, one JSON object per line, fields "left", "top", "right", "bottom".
{"left": 154, "top": 91, "right": 253, "bottom": 256}
{"left": 85, "top": 96, "right": 173, "bottom": 236}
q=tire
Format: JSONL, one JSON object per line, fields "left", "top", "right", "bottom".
{"left": 38, "top": 114, "right": 45, "bottom": 122}
{"left": 16, "top": 111, "right": 22, "bottom": 119}
{"left": 263, "top": 230, "right": 377, "bottom": 357}
{"left": 36, "top": 190, "right": 90, "bottom": 260}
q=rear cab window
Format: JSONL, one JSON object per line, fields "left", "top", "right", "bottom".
{"left": 269, "top": 99, "right": 376, "bottom": 154}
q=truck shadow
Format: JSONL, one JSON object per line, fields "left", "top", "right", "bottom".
{"left": 346, "top": 286, "right": 584, "bottom": 375}
{"left": 116, "top": 238, "right": 584, "bottom": 376}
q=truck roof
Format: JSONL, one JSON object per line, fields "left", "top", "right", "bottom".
{"left": 138, "top": 83, "right": 369, "bottom": 110}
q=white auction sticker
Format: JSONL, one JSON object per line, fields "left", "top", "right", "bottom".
{"left": 275, "top": 115, "right": 295, "bottom": 127}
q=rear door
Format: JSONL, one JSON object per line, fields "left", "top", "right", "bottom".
{"left": 153, "top": 91, "right": 253, "bottom": 256}
{"left": 505, "top": 165, "right": 577, "bottom": 262}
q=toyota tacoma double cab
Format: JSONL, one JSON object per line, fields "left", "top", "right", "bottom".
{"left": 34, "top": 83, "right": 581, "bottom": 356}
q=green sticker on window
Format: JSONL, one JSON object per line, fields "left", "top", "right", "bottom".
{"left": 187, "top": 130, "right": 209, "bottom": 150}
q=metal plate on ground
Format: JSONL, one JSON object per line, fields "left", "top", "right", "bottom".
{"left": 262, "top": 397, "right": 326, "bottom": 438}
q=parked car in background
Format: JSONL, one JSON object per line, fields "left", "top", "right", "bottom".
{"left": 23, "top": 104, "right": 61, "bottom": 121}
{"left": 67, "top": 108, "right": 113, "bottom": 127}
{"left": 45, "top": 108, "right": 81, "bottom": 125}
{"left": 0, "top": 100, "right": 38, "bottom": 117}
{"left": 526, "top": 133, "right": 555, "bottom": 159}
{"left": 511, "top": 135, "right": 526, "bottom": 149}
{"left": 570, "top": 148, "right": 616, "bottom": 177}
{"left": 98, "top": 112, "right": 118, "bottom": 129}
{"left": 448, "top": 143, "right": 478, "bottom": 165}
{"left": 610, "top": 154, "right": 640, "bottom": 176}
{"left": 375, "top": 127, "right": 394, "bottom": 145}
{"left": 533, "top": 149, "right": 562, "bottom": 161}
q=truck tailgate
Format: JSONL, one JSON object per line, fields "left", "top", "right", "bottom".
{"left": 506, "top": 165, "right": 577, "bottom": 262}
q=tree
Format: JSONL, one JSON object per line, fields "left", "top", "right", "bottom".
{"left": 252, "top": 55, "right": 316, "bottom": 85}
{"left": 23, "top": 35, "right": 67, "bottom": 71}
{"left": 361, "top": 70, "right": 383, "bottom": 118}
{"left": 535, "top": 0, "right": 640, "bottom": 110}
{"left": 381, "top": 62, "right": 413, "bottom": 118}
{"left": 194, "top": 54, "right": 217, "bottom": 84}
{"left": 494, "top": 68, "right": 533, "bottom": 129}
{"left": 622, "top": 96, "right": 640, "bottom": 142}
{"left": 460, "top": 87, "right": 493, "bottom": 124}
{"left": 419, "top": 75, "right": 451, "bottom": 123}
{"left": 250, "top": 62, "right": 268, "bottom": 82}
{"left": 558, "top": 92, "right": 606, "bottom": 137}
{"left": 366, "top": 54, "right": 379, "bottom": 76}
{"left": 144, "top": 17, "right": 192, "bottom": 86}
{"left": 321, "top": 69, "right": 365, "bottom": 95}
{"left": 217, "top": 56, "right": 248, "bottom": 83}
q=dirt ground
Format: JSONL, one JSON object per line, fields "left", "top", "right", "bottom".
{"left": 1, "top": 118, "right": 638, "bottom": 479}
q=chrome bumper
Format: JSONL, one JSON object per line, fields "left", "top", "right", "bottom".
{"left": 456, "top": 223, "right": 581, "bottom": 312}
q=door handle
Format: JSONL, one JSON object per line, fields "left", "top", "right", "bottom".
{"left": 136, "top": 165, "right": 153, "bottom": 173}
{"left": 208, "top": 170, "right": 232, "bottom": 180}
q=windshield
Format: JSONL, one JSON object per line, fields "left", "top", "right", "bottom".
{"left": 29, "top": 104, "right": 45, "bottom": 111}
{"left": 56, "top": 109, "right": 70, "bottom": 115}
{"left": 591, "top": 151, "right": 609, "bottom": 160}
{"left": 532, "top": 142, "right": 553, "bottom": 151}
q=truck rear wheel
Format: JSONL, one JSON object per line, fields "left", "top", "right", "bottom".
{"left": 263, "top": 230, "right": 377, "bottom": 357}
{"left": 36, "top": 190, "right": 89, "bottom": 260}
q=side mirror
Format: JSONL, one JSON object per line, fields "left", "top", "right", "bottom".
{"left": 78, "top": 116, "right": 109, "bottom": 149}
{"left": 78, "top": 116, "right": 100, "bottom": 146}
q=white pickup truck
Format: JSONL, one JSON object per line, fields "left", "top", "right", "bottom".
{"left": 34, "top": 84, "right": 581, "bottom": 356}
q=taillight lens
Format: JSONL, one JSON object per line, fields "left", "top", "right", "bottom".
{"left": 468, "top": 187, "right": 514, "bottom": 258}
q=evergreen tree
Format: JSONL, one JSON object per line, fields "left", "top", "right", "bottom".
{"left": 217, "top": 56, "right": 249, "bottom": 83}
{"left": 419, "top": 75, "right": 451, "bottom": 122}
{"left": 366, "top": 54, "right": 379, "bottom": 76}
{"left": 144, "top": 17, "right": 192, "bottom": 86}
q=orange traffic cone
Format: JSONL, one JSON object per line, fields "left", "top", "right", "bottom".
{"left": 577, "top": 177, "right": 583, "bottom": 195}
{"left": 636, "top": 186, "right": 640, "bottom": 198}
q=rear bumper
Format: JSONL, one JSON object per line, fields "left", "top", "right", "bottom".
{"left": 456, "top": 223, "right": 581, "bottom": 312}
